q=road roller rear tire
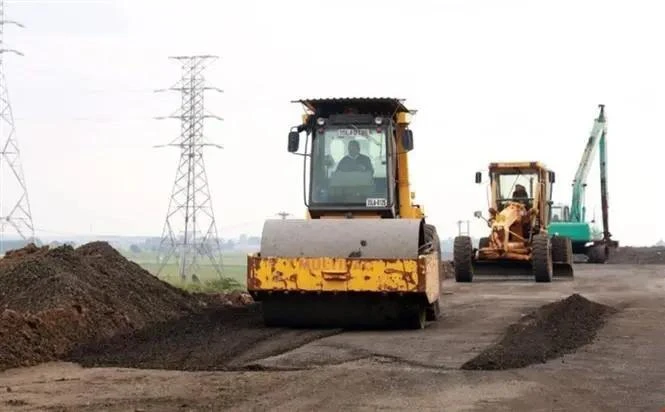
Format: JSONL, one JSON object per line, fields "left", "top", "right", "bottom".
{"left": 405, "top": 305, "right": 427, "bottom": 329}
{"left": 424, "top": 223, "right": 441, "bottom": 259}
{"left": 426, "top": 299, "right": 441, "bottom": 321}
{"left": 424, "top": 223, "right": 443, "bottom": 322}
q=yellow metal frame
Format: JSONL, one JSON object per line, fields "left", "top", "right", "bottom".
{"left": 247, "top": 253, "right": 440, "bottom": 303}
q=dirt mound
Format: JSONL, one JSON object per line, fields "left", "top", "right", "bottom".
{"left": 1, "top": 307, "right": 93, "bottom": 369}
{"left": 607, "top": 246, "right": 665, "bottom": 264}
{"left": 461, "top": 294, "right": 616, "bottom": 370}
{"left": 0, "top": 242, "right": 248, "bottom": 371}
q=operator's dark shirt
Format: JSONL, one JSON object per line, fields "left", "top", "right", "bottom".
{"left": 335, "top": 154, "right": 374, "bottom": 174}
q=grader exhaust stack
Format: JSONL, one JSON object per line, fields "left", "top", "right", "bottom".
{"left": 454, "top": 162, "right": 574, "bottom": 282}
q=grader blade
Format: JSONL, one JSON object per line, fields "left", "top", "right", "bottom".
{"left": 471, "top": 260, "right": 573, "bottom": 278}
{"left": 472, "top": 260, "right": 532, "bottom": 277}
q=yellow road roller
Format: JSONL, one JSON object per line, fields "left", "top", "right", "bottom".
{"left": 247, "top": 97, "right": 443, "bottom": 329}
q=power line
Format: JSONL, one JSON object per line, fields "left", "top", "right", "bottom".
{"left": 0, "top": 0, "right": 34, "bottom": 251}
{"left": 153, "top": 55, "right": 225, "bottom": 282}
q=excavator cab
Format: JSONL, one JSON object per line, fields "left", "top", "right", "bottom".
{"left": 550, "top": 203, "right": 570, "bottom": 223}
{"left": 248, "top": 98, "right": 443, "bottom": 330}
{"left": 455, "top": 162, "right": 573, "bottom": 283}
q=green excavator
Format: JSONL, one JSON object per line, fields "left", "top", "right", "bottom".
{"left": 548, "top": 104, "right": 619, "bottom": 263}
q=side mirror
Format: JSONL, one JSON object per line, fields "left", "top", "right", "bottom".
{"left": 402, "top": 129, "right": 414, "bottom": 151}
{"left": 549, "top": 171, "right": 556, "bottom": 183}
{"left": 288, "top": 131, "right": 300, "bottom": 153}
{"left": 475, "top": 172, "right": 482, "bottom": 184}
{"left": 473, "top": 210, "right": 482, "bottom": 218}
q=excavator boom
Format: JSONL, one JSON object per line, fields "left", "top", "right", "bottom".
{"left": 548, "top": 104, "right": 618, "bottom": 263}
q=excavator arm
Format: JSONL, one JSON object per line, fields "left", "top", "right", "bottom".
{"left": 570, "top": 104, "right": 607, "bottom": 223}
{"left": 598, "top": 119, "right": 617, "bottom": 247}
{"left": 554, "top": 104, "right": 617, "bottom": 263}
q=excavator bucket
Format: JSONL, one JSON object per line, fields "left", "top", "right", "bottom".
{"left": 247, "top": 219, "right": 442, "bottom": 329}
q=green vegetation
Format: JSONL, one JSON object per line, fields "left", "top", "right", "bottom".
{"left": 171, "top": 277, "right": 244, "bottom": 293}
{"left": 120, "top": 249, "right": 248, "bottom": 292}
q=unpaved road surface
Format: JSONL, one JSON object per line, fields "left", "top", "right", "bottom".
{"left": 0, "top": 264, "right": 663, "bottom": 411}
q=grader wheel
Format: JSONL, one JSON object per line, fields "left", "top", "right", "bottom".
{"left": 532, "top": 233, "right": 553, "bottom": 282}
{"left": 454, "top": 235, "right": 474, "bottom": 282}
{"left": 551, "top": 235, "right": 574, "bottom": 277}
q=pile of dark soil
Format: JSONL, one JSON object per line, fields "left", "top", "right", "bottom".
{"left": 65, "top": 303, "right": 337, "bottom": 371}
{"left": 0, "top": 242, "right": 247, "bottom": 371}
{"left": 461, "top": 293, "right": 616, "bottom": 370}
{"left": 607, "top": 246, "right": 665, "bottom": 264}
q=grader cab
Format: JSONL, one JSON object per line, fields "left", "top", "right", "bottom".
{"left": 454, "top": 161, "right": 573, "bottom": 282}
{"left": 247, "top": 97, "right": 444, "bottom": 329}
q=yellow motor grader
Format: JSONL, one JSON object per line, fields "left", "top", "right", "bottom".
{"left": 454, "top": 161, "right": 573, "bottom": 282}
{"left": 247, "top": 97, "right": 443, "bottom": 329}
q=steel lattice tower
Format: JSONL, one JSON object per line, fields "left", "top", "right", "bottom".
{"left": 155, "top": 55, "right": 224, "bottom": 281}
{"left": 0, "top": 0, "right": 34, "bottom": 244}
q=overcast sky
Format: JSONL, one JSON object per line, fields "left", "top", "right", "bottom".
{"left": 0, "top": 0, "right": 661, "bottom": 245}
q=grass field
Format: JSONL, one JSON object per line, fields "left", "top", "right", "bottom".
{"left": 121, "top": 250, "right": 249, "bottom": 292}
{"left": 121, "top": 248, "right": 452, "bottom": 293}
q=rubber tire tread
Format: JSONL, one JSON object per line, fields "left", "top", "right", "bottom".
{"left": 406, "top": 306, "right": 427, "bottom": 330}
{"left": 551, "top": 236, "right": 572, "bottom": 264}
{"left": 424, "top": 224, "right": 442, "bottom": 260}
{"left": 532, "top": 233, "right": 553, "bottom": 283}
{"left": 426, "top": 300, "right": 441, "bottom": 321}
{"left": 424, "top": 224, "right": 442, "bottom": 321}
{"left": 454, "top": 235, "right": 474, "bottom": 282}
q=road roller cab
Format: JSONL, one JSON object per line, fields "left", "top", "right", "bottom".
{"left": 247, "top": 97, "right": 443, "bottom": 329}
